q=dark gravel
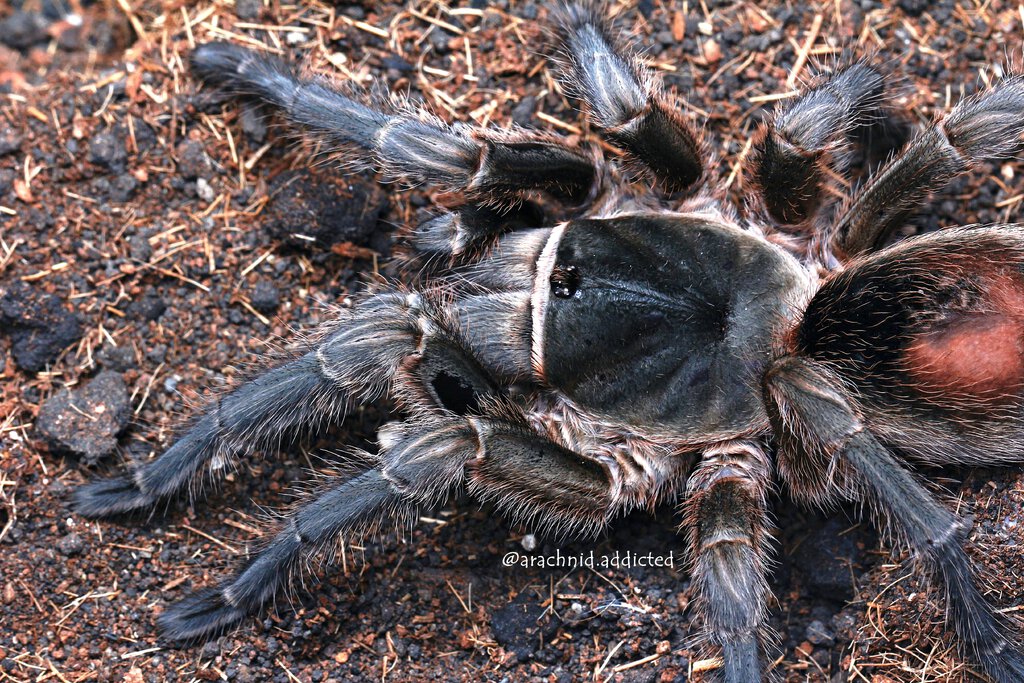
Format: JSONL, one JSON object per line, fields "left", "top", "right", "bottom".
{"left": 0, "top": 125, "right": 22, "bottom": 157}
{"left": 790, "top": 515, "right": 868, "bottom": 603}
{"left": 175, "top": 138, "right": 212, "bottom": 181}
{"left": 490, "top": 588, "right": 555, "bottom": 662}
{"left": 250, "top": 280, "right": 280, "bottom": 313}
{"left": 0, "top": 10, "right": 49, "bottom": 50}
{"left": 263, "top": 171, "right": 390, "bottom": 249}
{"left": 88, "top": 126, "right": 128, "bottom": 174}
{"left": 0, "top": 281, "right": 83, "bottom": 372}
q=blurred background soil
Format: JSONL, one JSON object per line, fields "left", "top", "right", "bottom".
{"left": 1, "top": 0, "right": 1024, "bottom": 681}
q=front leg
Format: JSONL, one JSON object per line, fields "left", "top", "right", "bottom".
{"left": 191, "top": 42, "right": 600, "bottom": 207}
{"left": 683, "top": 441, "right": 774, "bottom": 683}
{"left": 160, "top": 402, "right": 621, "bottom": 641}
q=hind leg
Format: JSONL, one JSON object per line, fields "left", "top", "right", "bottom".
{"left": 767, "top": 357, "right": 1024, "bottom": 683}
{"left": 831, "top": 74, "right": 1024, "bottom": 257}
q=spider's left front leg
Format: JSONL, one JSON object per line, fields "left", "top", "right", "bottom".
{"left": 191, "top": 42, "right": 602, "bottom": 208}
{"left": 683, "top": 441, "right": 774, "bottom": 682}
{"left": 158, "top": 404, "right": 621, "bottom": 641}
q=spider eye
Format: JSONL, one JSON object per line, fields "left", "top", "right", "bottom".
{"left": 550, "top": 264, "right": 580, "bottom": 298}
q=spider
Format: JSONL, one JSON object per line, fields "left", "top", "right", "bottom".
{"left": 71, "top": 3, "right": 1024, "bottom": 681}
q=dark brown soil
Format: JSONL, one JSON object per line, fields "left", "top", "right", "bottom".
{"left": 2, "top": 1, "right": 1023, "bottom": 682}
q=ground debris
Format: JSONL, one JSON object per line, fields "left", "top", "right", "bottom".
{"left": 0, "top": 281, "right": 83, "bottom": 372}
{"left": 37, "top": 370, "right": 130, "bottom": 464}
{"left": 1, "top": 1, "right": 1021, "bottom": 682}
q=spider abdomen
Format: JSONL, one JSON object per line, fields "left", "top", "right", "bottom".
{"left": 795, "top": 225, "right": 1024, "bottom": 462}
{"left": 906, "top": 310, "right": 1024, "bottom": 401}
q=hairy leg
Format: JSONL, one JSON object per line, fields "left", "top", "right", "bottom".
{"left": 191, "top": 43, "right": 599, "bottom": 206}
{"left": 73, "top": 291, "right": 458, "bottom": 517}
{"left": 160, "top": 406, "right": 617, "bottom": 641}
{"left": 831, "top": 73, "right": 1024, "bottom": 257}
{"left": 767, "top": 356, "right": 1024, "bottom": 683}
{"left": 683, "top": 442, "right": 774, "bottom": 683}
{"left": 405, "top": 202, "right": 547, "bottom": 265}
{"left": 750, "top": 61, "right": 902, "bottom": 227}
{"left": 554, "top": 4, "right": 704, "bottom": 193}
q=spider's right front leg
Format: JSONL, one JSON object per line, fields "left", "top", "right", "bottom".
{"left": 72, "top": 291, "right": 444, "bottom": 518}
{"left": 190, "top": 43, "right": 600, "bottom": 208}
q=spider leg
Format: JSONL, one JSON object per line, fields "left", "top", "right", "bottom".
{"left": 767, "top": 357, "right": 1024, "bottom": 683}
{"left": 749, "top": 61, "right": 903, "bottom": 227}
{"left": 554, "top": 4, "right": 704, "bottom": 193}
{"left": 406, "top": 201, "right": 547, "bottom": 266}
{"left": 190, "top": 43, "right": 599, "bottom": 206}
{"left": 159, "top": 406, "right": 617, "bottom": 642}
{"left": 72, "top": 291, "right": 452, "bottom": 518}
{"left": 683, "top": 441, "right": 774, "bottom": 683}
{"left": 832, "top": 73, "right": 1024, "bottom": 257}
{"left": 158, "top": 467, "right": 402, "bottom": 641}
{"left": 72, "top": 351, "right": 347, "bottom": 518}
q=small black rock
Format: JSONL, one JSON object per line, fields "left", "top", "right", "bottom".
{"left": 128, "top": 233, "right": 152, "bottom": 262}
{"left": 235, "top": 0, "right": 262, "bottom": 21}
{"left": 88, "top": 127, "right": 128, "bottom": 173}
{"left": 0, "top": 125, "right": 23, "bottom": 156}
{"left": 511, "top": 95, "right": 537, "bottom": 128}
{"left": 109, "top": 174, "right": 138, "bottom": 202}
{"left": 132, "top": 120, "right": 157, "bottom": 155}
{"left": 381, "top": 55, "right": 414, "bottom": 73}
{"left": 264, "top": 172, "right": 388, "bottom": 249}
{"left": 176, "top": 139, "right": 211, "bottom": 180}
{"left": 0, "top": 168, "right": 14, "bottom": 196}
{"left": 897, "top": 0, "right": 929, "bottom": 16}
{"left": 251, "top": 280, "right": 280, "bottom": 313}
{"left": 37, "top": 371, "right": 130, "bottom": 465}
{"left": 0, "top": 11, "right": 49, "bottom": 50}
{"left": 805, "top": 619, "right": 835, "bottom": 646}
{"left": 57, "top": 532, "right": 85, "bottom": 556}
{"left": 0, "top": 282, "right": 84, "bottom": 372}
{"left": 491, "top": 591, "right": 556, "bottom": 660}
{"left": 96, "top": 345, "right": 138, "bottom": 372}
{"left": 240, "top": 106, "right": 268, "bottom": 143}
{"left": 127, "top": 292, "right": 166, "bottom": 321}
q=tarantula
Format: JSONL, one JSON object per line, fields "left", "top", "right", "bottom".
{"left": 71, "top": 4, "right": 1024, "bottom": 681}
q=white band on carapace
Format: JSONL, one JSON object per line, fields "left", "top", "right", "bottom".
{"left": 530, "top": 221, "right": 567, "bottom": 379}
